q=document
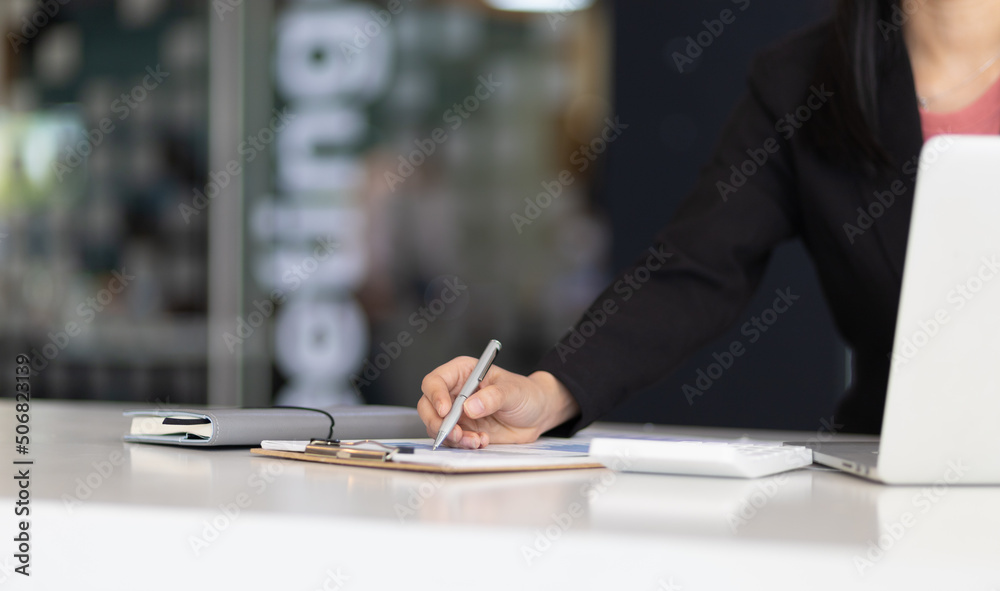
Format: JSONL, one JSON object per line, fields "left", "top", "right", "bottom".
{"left": 255, "top": 437, "right": 602, "bottom": 473}
{"left": 254, "top": 434, "right": 737, "bottom": 473}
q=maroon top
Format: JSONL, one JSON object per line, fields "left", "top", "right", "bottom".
{"left": 920, "top": 75, "right": 1000, "bottom": 141}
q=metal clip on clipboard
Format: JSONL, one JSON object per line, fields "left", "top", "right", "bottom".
{"left": 304, "top": 439, "right": 415, "bottom": 462}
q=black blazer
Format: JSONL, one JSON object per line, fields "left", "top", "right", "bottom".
{"left": 537, "top": 20, "right": 928, "bottom": 436}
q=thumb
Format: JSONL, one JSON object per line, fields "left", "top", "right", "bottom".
{"left": 464, "top": 381, "right": 521, "bottom": 420}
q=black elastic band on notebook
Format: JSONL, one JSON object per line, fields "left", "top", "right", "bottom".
{"left": 272, "top": 406, "right": 335, "bottom": 440}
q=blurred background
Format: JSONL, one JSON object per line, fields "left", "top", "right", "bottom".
{"left": 0, "top": 0, "right": 847, "bottom": 431}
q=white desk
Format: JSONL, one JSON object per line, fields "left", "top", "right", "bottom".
{"left": 1, "top": 400, "right": 997, "bottom": 590}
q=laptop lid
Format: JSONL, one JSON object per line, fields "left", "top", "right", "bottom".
{"left": 878, "top": 135, "right": 1000, "bottom": 484}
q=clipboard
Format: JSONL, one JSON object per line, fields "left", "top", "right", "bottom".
{"left": 250, "top": 439, "right": 605, "bottom": 474}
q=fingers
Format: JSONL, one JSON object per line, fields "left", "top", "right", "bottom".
{"left": 417, "top": 357, "right": 470, "bottom": 446}
{"left": 417, "top": 356, "right": 502, "bottom": 450}
{"left": 416, "top": 396, "right": 485, "bottom": 449}
{"left": 417, "top": 396, "right": 443, "bottom": 435}
{"left": 420, "top": 373, "right": 453, "bottom": 417}
{"left": 457, "top": 429, "right": 486, "bottom": 449}
{"left": 463, "top": 365, "right": 531, "bottom": 422}
{"left": 439, "top": 423, "right": 489, "bottom": 449}
{"left": 463, "top": 382, "right": 509, "bottom": 420}
{"left": 420, "top": 356, "right": 477, "bottom": 416}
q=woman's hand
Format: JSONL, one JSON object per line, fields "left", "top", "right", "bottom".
{"left": 418, "top": 357, "right": 579, "bottom": 449}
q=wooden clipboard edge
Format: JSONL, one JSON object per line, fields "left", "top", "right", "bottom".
{"left": 250, "top": 447, "right": 605, "bottom": 474}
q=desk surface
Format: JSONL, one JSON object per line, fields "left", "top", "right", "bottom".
{"left": 1, "top": 400, "right": 997, "bottom": 590}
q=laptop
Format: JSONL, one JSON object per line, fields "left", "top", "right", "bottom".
{"left": 801, "top": 135, "right": 1000, "bottom": 485}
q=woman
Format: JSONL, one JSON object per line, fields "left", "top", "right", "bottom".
{"left": 419, "top": 0, "right": 1000, "bottom": 448}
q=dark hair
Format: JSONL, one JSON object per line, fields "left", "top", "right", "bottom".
{"left": 810, "top": 0, "right": 901, "bottom": 174}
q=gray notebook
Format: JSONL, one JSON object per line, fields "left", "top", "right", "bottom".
{"left": 123, "top": 405, "right": 427, "bottom": 447}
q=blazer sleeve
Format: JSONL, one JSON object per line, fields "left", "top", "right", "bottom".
{"left": 536, "top": 56, "right": 802, "bottom": 436}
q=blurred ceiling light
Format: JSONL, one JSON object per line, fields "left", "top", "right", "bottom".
{"left": 485, "top": 0, "right": 595, "bottom": 13}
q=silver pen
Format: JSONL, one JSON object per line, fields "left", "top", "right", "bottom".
{"left": 432, "top": 339, "right": 502, "bottom": 450}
